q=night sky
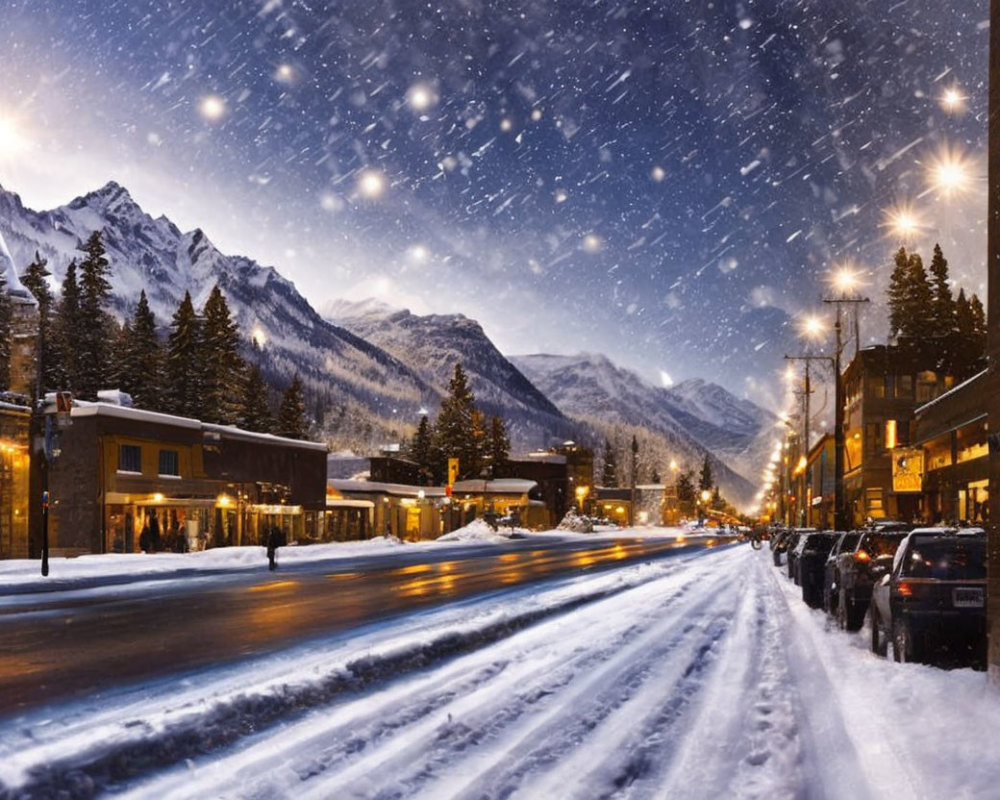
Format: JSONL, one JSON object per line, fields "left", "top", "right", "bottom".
{"left": 0, "top": 1, "right": 988, "bottom": 411}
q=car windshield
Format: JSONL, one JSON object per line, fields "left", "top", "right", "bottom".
{"left": 838, "top": 533, "right": 861, "bottom": 553}
{"left": 901, "top": 540, "right": 987, "bottom": 580}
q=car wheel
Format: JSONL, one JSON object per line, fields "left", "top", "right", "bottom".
{"left": 892, "top": 619, "right": 917, "bottom": 663}
{"left": 871, "top": 606, "right": 887, "bottom": 657}
{"left": 847, "top": 600, "right": 866, "bottom": 632}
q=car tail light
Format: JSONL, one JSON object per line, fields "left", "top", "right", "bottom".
{"left": 854, "top": 551, "right": 870, "bottom": 562}
{"left": 897, "top": 581, "right": 912, "bottom": 597}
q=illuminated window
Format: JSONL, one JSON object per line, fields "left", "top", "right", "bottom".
{"left": 885, "top": 420, "right": 898, "bottom": 449}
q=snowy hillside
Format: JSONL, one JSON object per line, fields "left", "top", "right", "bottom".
{"left": 327, "top": 299, "right": 574, "bottom": 449}
{"left": 0, "top": 181, "right": 438, "bottom": 445}
{"left": 511, "top": 353, "right": 761, "bottom": 507}
{"left": 664, "top": 378, "right": 780, "bottom": 485}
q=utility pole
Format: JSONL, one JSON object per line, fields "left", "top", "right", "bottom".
{"left": 785, "top": 354, "right": 832, "bottom": 527}
{"left": 823, "top": 296, "right": 869, "bottom": 532}
{"left": 985, "top": 0, "right": 1000, "bottom": 680}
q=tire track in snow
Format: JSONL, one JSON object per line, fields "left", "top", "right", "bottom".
{"left": 7, "top": 556, "right": 701, "bottom": 800}
{"left": 370, "top": 552, "right": 745, "bottom": 799}
{"left": 292, "top": 557, "right": 731, "bottom": 799}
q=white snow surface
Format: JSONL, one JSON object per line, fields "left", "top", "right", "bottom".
{"left": 1, "top": 535, "right": 998, "bottom": 798}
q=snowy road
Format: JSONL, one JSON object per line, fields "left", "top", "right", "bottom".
{"left": 3, "top": 542, "right": 999, "bottom": 799}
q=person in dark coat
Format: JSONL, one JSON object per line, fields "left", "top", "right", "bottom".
{"left": 149, "top": 514, "right": 161, "bottom": 552}
{"left": 139, "top": 523, "right": 152, "bottom": 553}
{"left": 266, "top": 525, "right": 282, "bottom": 571}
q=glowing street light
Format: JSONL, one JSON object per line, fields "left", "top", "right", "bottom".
{"left": 940, "top": 86, "right": 966, "bottom": 114}
{"left": 884, "top": 204, "right": 922, "bottom": 243}
{"left": 925, "top": 146, "right": 975, "bottom": 199}
{"left": 357, "top": 169, "right": 387, "bottom": 199}
{"left": 800, "top": 313, "right": 826, "bottom": 342}
{"left": 198, "top": 94, "right": 227, "bottom": 122}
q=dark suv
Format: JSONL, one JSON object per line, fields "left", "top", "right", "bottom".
{"left": 791, "top": 532, "right": 839, "bottom": 607}
{"left": 823, "top": 531, "right": 861, "bottom": 615}
{"left": 834, "top": 529, "right": 910, "bottom": 631}
{"left": 785, "top": 528, "right": 817, "bottom": 581}
{"left": 870, "top": 528, "right": 986, "bottom": 668}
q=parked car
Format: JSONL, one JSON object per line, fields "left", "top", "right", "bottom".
{"left": 770, "top": 528, "right": 792, "bottom": 566}
{"left": 870, "top": 528, "right": 987, "bottom": 668}
{"left": 792, "top": 532, "right": 839, "bottom": 607}
{"left": 834, "top": 529, "right": 910, "bottom": 631}
{"left": 823, "top": 531, "right": 861, "bottom": 615}
{"left": 786, "top": 528, "right": 817, "bottom": 580}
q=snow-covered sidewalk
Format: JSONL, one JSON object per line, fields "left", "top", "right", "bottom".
{"left": 3, "top": 544, "right": 998, "bottom": 799}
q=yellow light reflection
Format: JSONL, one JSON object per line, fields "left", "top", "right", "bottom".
{"left": 249, "top": 580, "right": 300, "bottom": 593}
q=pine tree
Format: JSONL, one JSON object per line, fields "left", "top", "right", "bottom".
{"left": 698, "top": 454, "right": 714, "bottom": 492}
{"left": 164, "top": 291, "right": 203, "bottom": 418}
{"left": 75, "top": 230, "right": 115, "bottom": 399}
{"left": 953, "top": 289, "right": 976, "bottom": 379}
{"left": 200, "top": 285, "right": 246, "bottom": 424}
{"left": 53, "top": 260, "right": 81, "bottom": 391}
{"left": 276, "top": 374, "right": 308, "bottom": 439}
{"left": 601, "top": 438, "right": 618, "bottom": 487}
{"left": 432, "top": 363, "right": 480, "bottom": 480}
{"left": 484, "top": 415, "right": 510, "bottom": 478}
{"left": 21, "top": 252, "right": 58, "bottom": 394}
{"left": 408, "top": 414, "right": 434, "bottom": 483}
{"left": 900, "top": 252, "right": 933, "bottom": 347}
{"left": 887, "top": 247, "right": 909, "bottom": 342}
{"left": 240, "top": 362, "right": 273, "bottom": 433}
{"left": 928, "top": 244, "right": 955, "bottom": 338}
{"left": 0, "top": 270, "right": 11, "bottom": 390}
{"left": 676, "top": 470, "right": 695, "bottom": 503}
{"left": 119, "top": 291, "right": 164, "bottom": 409}
{"left": 969, "top": 292, "right": 987, "bottom": 374}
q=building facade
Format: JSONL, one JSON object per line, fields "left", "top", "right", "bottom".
{"left": 841, "top": 345, "right": 954, "bottom": 527}
{"left": 911, "top": 370, "right": 988, "bottom": 526}
{"left": 33, "top": 400, "right": 327, "bottom": 556}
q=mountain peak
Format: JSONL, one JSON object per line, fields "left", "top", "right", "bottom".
{"left": 70, "top": 180, "right": 140, "bottom": 216}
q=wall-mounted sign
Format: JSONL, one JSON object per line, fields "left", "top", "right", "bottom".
{"left": 892, "top": 447, "right": 924, "bottom": 493}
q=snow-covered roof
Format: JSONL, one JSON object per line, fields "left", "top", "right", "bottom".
{"left": 328, "top": 478, "right": 448, "bottom": 498}
{"left": 453, "top": 478, "right": 537, "bottom": 494}
{"left": 69, "top": 400, "right": 328, "bottom": 451}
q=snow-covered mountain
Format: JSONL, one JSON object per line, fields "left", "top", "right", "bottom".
{"left": 663, "top": 378, "right": 780, "bottom": 485}
{"left": 0, "top": 179, "right": 776, "bottom": 500}
{"left": 0, "top": 181, "right": 438, "bottom": 445}
{"left": 325, "top": 299, "right": 575, "bottom": 449}
{"left": 511, "top": 353, "right": 776, "bottom": 508}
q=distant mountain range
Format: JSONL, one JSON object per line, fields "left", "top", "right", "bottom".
{"left": 0, "top": 180, "right": 775, "bottom": 509}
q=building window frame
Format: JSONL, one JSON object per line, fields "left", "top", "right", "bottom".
{"left": 118, "top": 444, "right": 142, "bottom": 474}
{"left": 158, "top": 449, "right": 180, "bottom": 478}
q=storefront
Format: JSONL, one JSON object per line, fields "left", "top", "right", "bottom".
{"left": 38, "top": 399, "right": 327, "bottom": 556}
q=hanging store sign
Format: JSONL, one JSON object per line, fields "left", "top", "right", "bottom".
{"left": 892, "top": 448, "right": 924, "bottom": 493}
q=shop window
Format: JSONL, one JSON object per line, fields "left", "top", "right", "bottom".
{"left": 158, "top": 449, "right": 180, "bottom": 477}
{"left": 119, "top": 444, "right": 141, "bottom": 473}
